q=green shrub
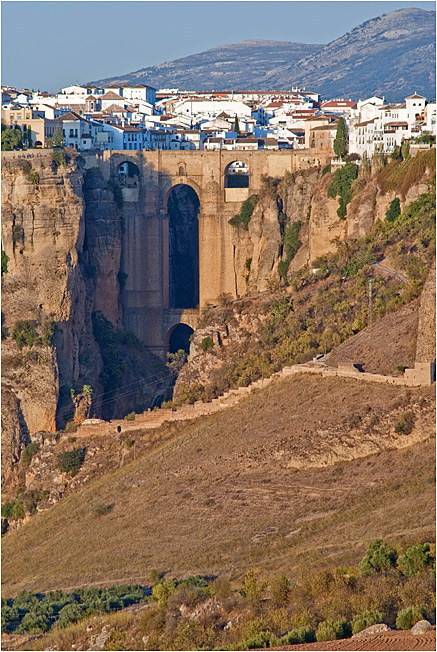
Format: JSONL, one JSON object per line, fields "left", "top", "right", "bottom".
{"left": 12, "top": 320, "right": 37, "bottom": 349}
{"left": 22, "top": 442, "right": 40, "bottom": 466}
{"left": 359, "top": 539, "right": 397, "bottom": 574}
{"left": 175, "top": 382, "right": 204, "bottom": 405}
{"left": 41, "top": 318, "right": 55, "bottom": 346}
{"left": 241, "top": 569, "right": 267, "bottom": 606}
{"left": 1, "top": 249, "right": 9, "bottom": 276}
{"left": 280, "top": 628, "right": 316, "bottom": 645}
{"left": 394, "top": 411, "right": 415, "bottom": 435}
{"left": 270, "top": 574, "right": 291, "bottom": 608}
{"left": 124, "top": 411, "right": 136, "bottom": 421}
{"left": 229, "top": 195, "right": 258, "bottom": 230}
{"left": 316, "top": 618, "right": 351, "bottom": 641}
{"left": 63, "top": 420, "right": 78, "bottom": 433}
{"left": 57, "top": 447, "right": 85, "bottom": 476}
{"left": 28, "top": 171, "right": 40, "bottom": 185}
{"left": 397, "top": 543, "right": 434, "bottom": 577}
{"left": 166, "top": 349, "right": 188, "bottom": 375}
{"left": 201, "top": 336, "right": 214, "bottom": 351}
{"left": 351, "top": 610, "right": 383, "bottom": 635}
{"left": 395, "top": 604, "right": 426, "bottom": 630}
{"left": 386, "top": 197, "right": 401, "bottom": 222}
{"left": 17, "top": 611, "right": 50, "bottom": 633}
{"left": 279, "top": 220, "right": 302, "bottom": 279}
{"left": 152, "top": 579, "right": 177, "bottom": 607}
{"left": 57, "top": 602, "right": 84, "bottom": 628}
{"left": 52, "top": 150, "right": 66, "bottom": 167}
{"left": 1, "top": 500, "right": 25, "bottom": 520}
{"left": 328, "top": 163, "right": 358, "bottom": 220}
{"left": 321, "top": 164, "right": 331, "bottom": 176}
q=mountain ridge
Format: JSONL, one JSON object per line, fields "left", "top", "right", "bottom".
{"left": 88, "top": 8, "right": 436, "bottom": 100}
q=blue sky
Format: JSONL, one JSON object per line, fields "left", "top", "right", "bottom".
{"left": 1, "top": 1, "right": 435, "bottom": 91}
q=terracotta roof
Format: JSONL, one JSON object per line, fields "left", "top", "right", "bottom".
{"left": 86, "top": 95, "right": 97, "bottom": 101}
{"left": 55, "top": 111, "right": 86, "bottom": 122}
{"left": 311, "top": 124, "right": 338, "bottom": 131}
{"left": 322, "top": 100, "right": 357, "bottom": 108}
{"left": 81, "top": 133, "right": 92, "bottom": 139}
{"left": 103, "top": 104, "right": 127, "bottom": 114}
{"left": 405, "top": 94, "right": 426, "bottom": 100}
{"left": 101, "top": 91, "right": 123, "bottom": 100}
{"left": 355, "top": 119, "right": 375, "bottom": 127}
{"left": 112, "top": 125, "right": 143, "bottom": 132}
{"left": 385, "top": 122, "right": 408, "bottom": 127}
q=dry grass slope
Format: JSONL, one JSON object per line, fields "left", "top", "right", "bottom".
{"left": 2, "top": 373, "right": 435, "bottom": 596}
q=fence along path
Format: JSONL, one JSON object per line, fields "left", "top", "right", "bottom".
{"left": 74, "top": 360, "right": 432, "bottom": 438}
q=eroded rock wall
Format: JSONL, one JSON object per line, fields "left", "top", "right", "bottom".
{"left": 229, "top": 159, "right": 434, "bottom": 295}
{"left": 1, "top": 156, "right": 170, "bottom": 488}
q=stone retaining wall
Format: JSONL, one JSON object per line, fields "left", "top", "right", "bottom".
{"left": 74, "top": 360, "right": 434, "bottom": 438}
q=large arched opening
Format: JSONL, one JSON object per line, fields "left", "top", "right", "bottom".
{"left": 166, "top": 323, "right": 194, "bottom": 355}
{"left": 166, "top": 184, "right": 200, "bottom": 309}
{"left": 225, "top": 160, "right": 249, "bottom": 188}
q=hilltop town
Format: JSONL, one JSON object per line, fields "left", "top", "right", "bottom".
{"left": 1, "top": 83, "right": 436, "bottom": 155}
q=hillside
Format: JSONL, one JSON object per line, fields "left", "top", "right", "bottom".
{"left": 2, "top": 368, "right": 435, "bottom": 595}
{"left": 89, "top": 8, "right": 436, "bottom": 100}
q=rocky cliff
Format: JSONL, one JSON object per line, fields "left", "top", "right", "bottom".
{"left": 229, "top": 151, "right": 435, "bottom": 296}
{"left": 1, "top": 154, "right": 170, "bottom": 487}
{"left": 176, "top": 152, "right": 436, "bottom": 401}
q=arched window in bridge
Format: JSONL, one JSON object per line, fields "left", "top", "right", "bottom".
{"left": 178, "top": 165, "right": 185, "bottom": 177}
{"left": 117, "top": 161, "right": 140, "bottom": 187}
{"left": 225, "top": 161, "right": 249, "bottom": 188}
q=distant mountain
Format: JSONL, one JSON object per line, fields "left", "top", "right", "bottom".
{"left": 89, "top": 40, "right": 321, "bottom": 92}
{"left": 89, "top": 8, "right": 436, "bottom": 101}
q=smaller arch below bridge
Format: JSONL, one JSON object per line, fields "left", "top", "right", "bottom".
{"left": 166, "top": 323, "right": 194, "bottom": 355}
{"left": 163, "top": 308, "right": 199, "bottom": 357}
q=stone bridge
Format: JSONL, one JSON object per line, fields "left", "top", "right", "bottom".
{"left": 82, "top": 149, "right": 330, "bottom": 357}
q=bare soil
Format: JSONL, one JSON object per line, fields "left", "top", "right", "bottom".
{"left": 269, "top": 628, "right": 436, "bottom": 651}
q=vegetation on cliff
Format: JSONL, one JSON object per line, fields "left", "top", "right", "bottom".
{"left": 228, "top": 194, "right": 258, "bottom": 230}
{"left": 181, "top": 187, "right": 435, "bottom": 400}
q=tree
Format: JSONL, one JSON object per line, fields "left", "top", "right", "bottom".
{"left": 26, "top": 127, "right": 33, "bottom": 148}
{"left": 385, "top": 197, "right": 401, "bottom": 222}
{"left": 241, "top": 569, "right": 267, "bottom": 607}
{"left": 234, "top": 115, "right": 240, "bottom": 134}
{"left": 49, "top": 127, "right": 65, "bottom": 148}
{"left": 359, "top": 539, "right": 397, "bottom": 575}
{"left": 333, "top": 117, "right": 347, "bottom": 158}
{"left": 1, "top": 127, "right": 23, "bottom": 151}
{"left": 270, "top": 574, "right": 291, "bottom": 607}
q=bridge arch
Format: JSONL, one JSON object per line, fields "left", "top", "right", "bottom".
{"left": 165, "top": 322, "right": 194, "bottom": 355}
{"left": 224, "top": 160, "right": 250, "bottom": 188}
{"left": 165, "top": 183, "right": 200, "bottom": 310}
{"left": 117, "top": 160, "right": 140, "bottom": 186}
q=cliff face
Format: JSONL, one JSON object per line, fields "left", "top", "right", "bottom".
{"left": 229, "top": 155, "right": 434, "bottom": 295}
{"left": 1, "top": 155, "right": 170, "bottom": 487}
